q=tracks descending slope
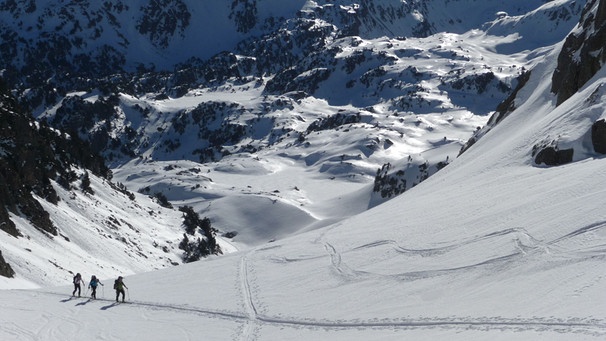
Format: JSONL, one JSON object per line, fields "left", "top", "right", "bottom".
{"left": 239, "top": 252, "right": 260, "bottom": 341}
{"left": 26, "top": 269, "right": 606, "bottom": 339}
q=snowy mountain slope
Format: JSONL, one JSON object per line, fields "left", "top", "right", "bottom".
{"left": 482, "top": 0, "right": 586, "bottom": 54}
{"left": 24, "top": 0, "right": 581, "bottom": 187}
{"left": 0, "top": 0, "right": 305, "bottom": 71}
{"left": 0, "top": 81, "right": 229, "bottom": 289}
{"left": 0, "top": 0, "right": 576, "bottom": 79}
{"left": 3, "top": 0, "right": 579, "bottom": 205}
{"left": 101, "top": 27, "right": 570, "bottom": 251}
{"left": 2, "top": 41, "right": 606, "bottom": 339}
{"left": 0, "top": 0, "right": 589, "bottom": 288}
{"left": 0, "top": 1, "right": 605, "bottom": 340}
{"left": 0, "top": 170, "right": 187, "bottom": 289}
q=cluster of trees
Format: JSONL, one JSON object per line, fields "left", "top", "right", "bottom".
{"left": 373, "top": 163, "right": 407, "bottom": 199}
{"left": 178, "top": 206, "right": 222, "bottom": 262}
{"left": 306, "top": 112, "right": 362, "bottom": 133}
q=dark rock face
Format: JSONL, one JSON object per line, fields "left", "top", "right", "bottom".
{"left": 450, "top": 72, "right": 507, "bottom": 95}
{"left": 592, "top": 119, "right": 606, "bottom": 154}
{"left": 0, "top": 250, "right": 15, "bottom": 278}
{"left": 534, "top": 147, "right": 574, "bottom": 166}
{"left": 552, "top": 0, "right": 606, "bottom": 105}
{"left": 492, "top": 71, "right": 532, "bottom": 123}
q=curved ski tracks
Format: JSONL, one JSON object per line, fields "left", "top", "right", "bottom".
{"left": 32, "top": 225, "right": 606, "bottom": 340}
{"left": 32, "top": 243, "right": 606, "bottom": 340}
{"left": 36, "top": 289, "right": 606, "bottom": 338}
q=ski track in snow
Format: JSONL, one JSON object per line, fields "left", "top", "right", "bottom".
{"left": 325, "top": 242, "right": 364, "bottom": 280}
{"left": 353, "top": 227, "right": 547, "bottom": 253}
{"left": 550, "top": 221, "right": 606, "bottom": 246}
{"left": 28, "top": 255, "right": 606, "bottom": 339}
{"left": 9, "top": 220, "right": 606, "bottom": 339}
{"left": 239, "top": 252, "right": 260, "bottom": 341}
{"left": 329, "top": 224, "right": 606, "bottom": 280}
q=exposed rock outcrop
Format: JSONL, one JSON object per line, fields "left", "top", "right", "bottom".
{"left": 533, "top": 146, "right": 574, "bottom": 166}
{"left": 592, "top": 119, "right": 606, "bottom": 154}
{"left": 552, "top": 0, "right": 606, "bottom": 105}
{"left": 0, "top": 251, "right": 15, "bottom": 278}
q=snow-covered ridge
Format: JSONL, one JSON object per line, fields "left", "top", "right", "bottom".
{"left": 0, "top": 0, "right": 582, "bottom": 83}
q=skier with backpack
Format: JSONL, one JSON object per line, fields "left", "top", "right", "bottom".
{"left": 72, "top": 273, "right": 85, "bottom": 297}
{"left": 88, "top": 275, "right": 103, "bottom": 299}
{"left": 113, "top": 276, "right": 128, "bottom": 302}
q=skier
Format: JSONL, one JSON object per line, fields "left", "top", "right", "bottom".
{"left": 88, "top": 275, "right": 103, "bottom": 299}
{"left": 72, "top": 273, "right": 85, "bottom": 297}
{"left": 113, "top": 276, "right": 128, "bottom": 302}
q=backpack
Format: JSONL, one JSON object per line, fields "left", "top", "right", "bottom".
{"left": 73, "top": 274, "right": 80, "bottom": 284}
{"left": 113, "top": 279, "right": 118, "bottom": 290}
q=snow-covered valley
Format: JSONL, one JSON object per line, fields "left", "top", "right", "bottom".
{"left": 1, "top": 0, "right": 605, "bottom": 339}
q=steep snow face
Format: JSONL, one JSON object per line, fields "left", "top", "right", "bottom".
{"left": 0, "top": 172, "right": 187, "bottom": 289}
{"left": 466, "top": 0, "right": 606, "bottom": 166}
